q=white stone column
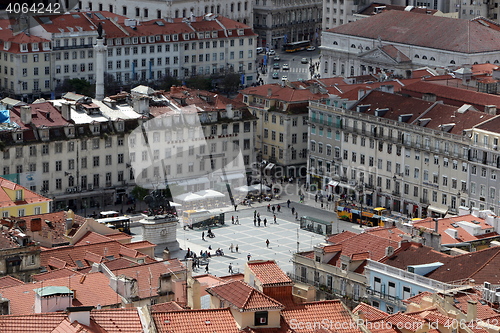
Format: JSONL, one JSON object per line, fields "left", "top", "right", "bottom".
{"left": 94, "top": 38, "right": 107, "bottom": 101}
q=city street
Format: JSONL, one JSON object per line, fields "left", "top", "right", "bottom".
{"left": 256, "top": 48, "right": 321, "bottom": 85}
{"left": 130, "top": 193, "right": 365, "bottom": 278}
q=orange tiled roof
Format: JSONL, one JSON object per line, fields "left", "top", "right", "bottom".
{"left": 0, "top": 275, "right": 24, "bottom": 288}
{"left": 206, "top": 280, "right": 284, "bottom": 312}
{"left": 32, "top": 267, "right": 83, "bottom": 282}
{"left": 281, "top": 300, "right": 363, "bottom": 333}
{"left": 403, "top": 291, "right": 433, "bottom": 304}
{"left": 152, "top": 308, "right": 240, "bottom": 333}
{"left": 247, "top": 260, "right": 293, "bottom": 287}
{"left": 364, "top": 226, "right": 407, "bottom": 242}
{"left": 151, "top": 301, "right": 186, "bottom": 312}
{"left": 110, "top": 259, "right": 185, "bottom": 299}
{"left": 0, "top": 313, "right": 67, "bottom": 332}
{"left": 90, "top": 308, "right": 144, "bottom": 332}
{"left": 352, "top": 302, "right": 389, "bottom": 321}
{"left": 0, "top": 177, "right": 51, "bottom": 207}
{"left": 0, "top": 272, "right": 119, "bottom": 315}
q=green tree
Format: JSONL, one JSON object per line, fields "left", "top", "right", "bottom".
{"left": 131, "top": 186, "right": 149, "bottom": 201}
{"left": 61, "top": 78, "right": 94, "bottom": 97}
{"left": 185, "top": 76, "right": 212, "bottom": 90}
{"left": 220, "top": 73, "right": 241, "bottom": 95}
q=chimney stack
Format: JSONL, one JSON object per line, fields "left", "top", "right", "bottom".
{"left": 385, "top": 246, "right": 394, "bottom": 257}
{"left": 226, "top": 104, "right": 234, "bottom": 118}
{"left": 20, "top": 105, "right": 32, "bottom": 124}
{"left": 60, "top": 102, "right": 71, "bottom": 120}
{"left": 467, "top": 300, "right": 477, "bottom": 321}
{"left": 67, "top": 306, "right": 94, "bottom": 327}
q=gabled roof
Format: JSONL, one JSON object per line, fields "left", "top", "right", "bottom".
{"left": 327, "top": 10, "right": 500, "bottom": 53}
{"left": 32, "top": 267, "right": 83, "bottom": 282}
{"left": 110, "top": 259, "right": 185, "bottom": 299}
{"left": 281, "top": 300, "right": 363, "bottom": 333}
{"left": 0, "top": 177, "right": 51, "bottom": 208}
{"left": 381, "top": 242, "right": 452, "bottom": 269}
{"left": 206, "top": 280, "right": 284, "bottom": 312}
{"left": 247, "top": 260, "right": 293, "bottom": 287}
{"left": 152, "top": 308, "right": 240, "bottom": 333}
{"left": 352, "top": 302, "right": 389, "bottom": 321}
{"left": 90, "top": 308, "right": 144, "bottom": 332}
{"left": 41, "top": 239, "right": 155, "bottom": 271}
{"left": 11, "top": 102, "right": 71, "bottom": 128}
{"left": 0, "top": 275, "right": 24, "bottom": 288}
{"left": 0, "top": 313, "right": 67, "bottom": 333}
{"left": 240, "top": 84, "right": 327, "bottom": 104}
{"left": 0, "top": 272, "right": 119, "bottom": 314}
{"left": 363, "top": 226, "right": 408, "bottom": 242}
{"left": 402, "top": 80, "right": 500, "bottom": 109}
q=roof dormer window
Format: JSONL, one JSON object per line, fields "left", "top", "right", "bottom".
{"left": 21, "top": 43, "right": 28, "bottom": 52}
{"left": 140, "top": 36, "right": 147, "bottom": 43}
{"left": 238, "top": 29, "right": 244, "bottom": 35}
{"left": 205, "top": 32, "right": 210, "bottom": 38}
{"left": 164, "top": 35, "right": 170, "bottom": 42}
{"left": 172, "top": 34, "right": 178, "bottom": 41}
{"left": 148, "top": 36, "right": 155, "bottom": 43}
{"left": 31, "top": 43, "right": 39, "bottom": 51}
{"left": 183, "top": 33, "right": 189, "bottom": 40}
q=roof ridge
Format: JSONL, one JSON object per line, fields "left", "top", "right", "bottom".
{"left": 466, "top": 247, "right": 500, "bottom": 279}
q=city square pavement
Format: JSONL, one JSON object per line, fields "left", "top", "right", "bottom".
{"left": 130, "top": 186, "right": 366, "bottom": 277}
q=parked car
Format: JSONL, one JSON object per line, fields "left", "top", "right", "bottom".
{"left": 306, "top": 46, "right": 316, "bottom": 51}
{"left": 282, "top": 64, "right": 289, "bottom": 70}
{"left": 282, "top": 75, "right": 288, "bottom": 81}
{"left": 272, "top": 72, "right": 279, "bottom": 79}
{"left": 267, "top": 50, "right": 276, "bottom": 55}
{"left": 301, "top": 57, "right": 308, "bottom": 64}
{"left": 273, "top": 63, "right": 280, "bottom": 69}
{"left": 273, "top": 56, "right": 281, "bottom": 61}
{"left": 256, "top": 47, "right": 264, "bottom": 54}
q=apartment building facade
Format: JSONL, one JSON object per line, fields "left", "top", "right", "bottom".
{"left": 240, "top": 84, "right": 327, "bottom": 178}
{"left": 77, "top": 0, "right": 254, "bottom": 26}
{"left": 307, "top": 90, "right": 494, "bottom": 218}
{"left": 1, "top": 12, "right": 256, "bottom": 101}
{"left": 253, "top": 0, "right": 322, "bottom": 49}
{"left": 467, "top": 116, "right": 500, "bottom": 214}
{"left": 320, "top": 11, "right": 500, "bottom": 79}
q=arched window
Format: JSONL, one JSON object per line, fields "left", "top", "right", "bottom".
{"left": 486, "top": 60, "right": 490, "bottom": 63}
{"left": 324, "top": 61, "right": 328, "bottom": 73}
{"left": 333, "top": 41, "right": 338, "bottom": 45}
{"left": 473, "top": 62, "right": 478, "bottom": 65}
{"left": 350, "top": 66, "right": 354, "bottom": 76}
{"left": 450, "top": 60, "right": 456, "bottom": 64}
{"left": 175, "top": 9, "right": 179, "bottom": 17}
{"left": 414, "top": 55, "right": 419, "bottom": 58}
{"left": 422, "top": 55, "right": 427, "bottom": 60}
{"left": 430, "top": 57, "right": 435, "bottom": 61}
{"left": 333, "top": 63, "right": 336, "bottom": 75}
{"left": 494, "top": 60, "right": 499, "bottom": 64}
{"left": 230, "top": 3, "right": 234, "bottom": 12}
{"left": 351, "top": 44, "right": 356, "bottom": 48}
{"left": 365, "top": 46, "right": 370, "bottom": 50}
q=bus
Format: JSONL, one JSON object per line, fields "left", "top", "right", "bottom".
{"left": 335, "top": 200, "right": 390, "bottom": 227}
{"left": 96, "top": 216, "right": 131, "bottom": 234}
{"left": 99, "top": 211, "right": 119, "bottom": 219}
{"left": 284, "top": 40, "right": 311, "bottom": 53}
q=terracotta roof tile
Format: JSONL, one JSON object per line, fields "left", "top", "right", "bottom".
{"left": 240, "top": 84, "right": 327, "bottom": 104}
{"left": 364, "top": 226, "right": 408, "bottom": 242}
{"left": 123, "top": 240, "right": 156, "bottom": 250}
{"left": 0, "top": 313, "right": 67, "bottom": 332}
{"left": 323, "top": 244, "right": 343, "bottom": 253}
{"left": 247, "top": 260, "right": 293, "bottom": 286}
{"left": 206, "top": 280, "right": 284, "bottom": 311}
{"left": 351, "top": 252, "right": 370, "bottom": 261}
{"left": 101, "top": 257, "right": 139, "bottom": 270}
{"left": 327, "top": 10, "right": 500, "bottom": 53}
{"left": 111, "top": 259, "right": 185, "bottom": 299}
{"left": 0, "top": 272, "right": 119, "bottom": 315}
{"left": 402, "top": 80, "right": 500, "bottom": 111}
{"left": 353, "top": 302, "right": 389, "bottom": 321}
{"left": 281, "top": 300, "right": 363, "bottom": 333}
{"left": 0, "top": 275, "right": 24, "bottom": 288}
{"left": 151, "top": 301, "right": 186, "bottom": 312}
{"left": 402, "top": 291, "right": 433, "bottom": 304}
{"left": 32, "top": 267, "right": 83, "bottom": 282}
{"left": 0, "top": 177, "right": 51, "bottom": 208}
{"left": 153, "top": 308, "right": 240, "bottom": 333}
{"left": 90, "top": 308, "right": 143, "bottom": 332}
{"left": 84, "top": 251, "right": 103, "bottom": 264}
{"left": 48, "top": 257, "right": 68, "bottom": 269}
{"left": 326, "top": 231, "right": 357, "bottom": 244}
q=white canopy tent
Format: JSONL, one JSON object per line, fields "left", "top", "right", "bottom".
{"left": 194, "top": 189, "right": 225, "bottom": 199}
{"left": 174, "top": 192, "right": 204, "bottom": 202}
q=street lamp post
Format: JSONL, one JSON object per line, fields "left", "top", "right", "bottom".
{"left": 357, "top": 182, "right": 364, "bottom": 225}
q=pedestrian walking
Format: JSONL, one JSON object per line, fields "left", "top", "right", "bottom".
{"left": 254, "top": 210, "right": 257, "bottom": 218}
{"left": 229, "top": 243, "right": 234, "bottom": 252}
{"left": 236, "top": 244, "right": 239, "bottom": 253}
{"left": 272, "top": 206, "right": 276, "bottom": 213}
{"left": 205, "top": 264, "right": 209, "bottom": 273}
{"left": 258, "top": 219, "right": 261, "bottom": 227}
{"left": 267, "top": 204, "right": 271, "bottom": 212}
{"left": 273, "top": 214, "right": 277, "bottom": 223}
{"left": 254, "top": 218, "right": 257, "bottom": 226}
{"left": 257, "top": 212, "right": 260, "bottom": 218}
{"left": 234, "top": 204, "right": 238, "bottom": 211}
{"left": 295, "top": 211, "right": 299, "bottom": 220}
{"left": 231, "top": 215, "right": 235, "bottom": 224}
{"left": 291, "top": 207, "right": 295, "bottom": 215}
{"left": 264, "top": 218, "right": 267, "bottom": 227}
{"left": 315, "top": 194, "right": 318, "bottom": 202}
{"left": 277, "top": 204, "right": 281, "bottom": 212}
{"left": 266, "top": 239, "right": 270, "bottom": 248}
{"left": 287, "top": 199, "right": 291, "bottom": 208}
{"left": 228, "top": 263, "right": 233, "bottom": 274}
{"left": 202, "top": 231, "right": 205, "bottom": 241}
{"left": 236, "top": 216, "right": 239, "bottom": 224}
{"left": 247, "top": 254, "right": 251, "bottom": 261}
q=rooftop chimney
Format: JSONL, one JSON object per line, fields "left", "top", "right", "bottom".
{"left": 60, "top": 102, "right": 71, "bottom": 120}
{"left": 67, "top": 306, "right": 94, "bottom": 327}
{"left": 20, "top": 105, "right": 32, "bottom": 124}
{"left": 467, "top": 300, "right": 477, "bottom": 321}
{"left": 226, "top": 104, "right": 234, "bottom": 118}
{"left": 267, "top": 88, "right": 272, "bottom": 97}
{"left": 385, "top": 246, "right": 394, "bottom": 257}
